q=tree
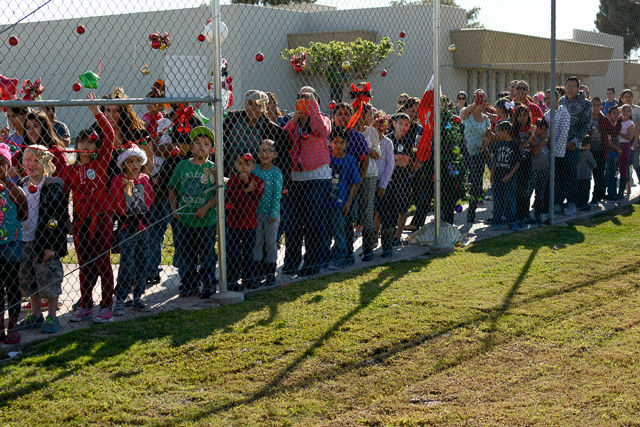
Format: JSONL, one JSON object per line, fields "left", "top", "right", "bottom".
{"left": 231, "top": 0, "right": 315, "bottom": 5}
{"left": 281, "top": 37, "right": 404, "bottom": 102}
{"left": 389, "top": 0, "right": 482, "bottom": 28}
{"left": 595, "top": 0, "right": 640, "bottom": 58}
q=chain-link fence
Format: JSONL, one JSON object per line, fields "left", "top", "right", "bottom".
{"left": 0, "top": 0, "right": 638, "bottom": 344}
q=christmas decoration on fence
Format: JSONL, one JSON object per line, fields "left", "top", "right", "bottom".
{"left": 140, "top": 64, "right": 150, "bottom": 76}
{"left": 329, "top": 100, "right": 336, "bottom": 110}
{"left": 0, "top": 75, "right": 18, "bottom": 110}
{"left": 149, "top": 33, "right": 170, "bottom": 50}
{"left": 347, "top": 82, "right": 371, "bottom": 130}
{"left": 400, "top": 31, "right": 406, "bottom": 38}
{"left": 255, "top": 52, "right": 264, "bottom": 62}
{"left": 209, "top": 58, "right": 234, "bottom": 111}
{"left": 289, "top": 52, "right": 307, "bottom": 73}
{"left": 175, "top": 104, "right": 194, "bottom": 134}
{"left": 79, "top": 71, "right": 99, "bottom": 89}
{"left": 203, "top": 19, "right": 228, "bottom": 44}
{"left": 21, "top": 79, "right": 45, "bottom": 100}
{"left": 8, "top": 36, "right": 18, "bottom": 46}
{"left": 439, "top": 96, "right": 470, "bottom": 217}
{"left": 381, "top": 69, "right": 387, "bottom": 77}
{"left": 76, "top": 25, "right": 85, "bottom": 35}
{"left": 72, "top": 82, "right": 82, "bottom": 92}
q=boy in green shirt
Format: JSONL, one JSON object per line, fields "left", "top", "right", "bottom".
{"left": 168, "top": 127, "right": 218, "bottom": 298}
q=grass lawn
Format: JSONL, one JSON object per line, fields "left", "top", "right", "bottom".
{"left": 3, "top": 206, "right": 640, "bottom": 424}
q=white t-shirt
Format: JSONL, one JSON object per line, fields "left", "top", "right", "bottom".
{"left": 362, "top": 126, "right": 382, "bottom": 178}
{"left": 22, "top": 178, "right": 45, "bottom": 242}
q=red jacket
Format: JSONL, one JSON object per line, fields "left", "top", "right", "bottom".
{"left": 62, "top": 113, "right": 114, "bottom": 233}
{"left": 599, "top": 113, "right": 622, "bottom": 156}
{"left": 226, "top": 173, "right": 264, "bottom": 229}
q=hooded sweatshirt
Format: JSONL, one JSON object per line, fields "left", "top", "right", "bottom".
{"left": 559, "top": 90, "right": 592, "bottom": 149}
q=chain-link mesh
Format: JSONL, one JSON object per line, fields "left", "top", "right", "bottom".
{"left": 0, "top": 0, "right": 637, "bottom": 343}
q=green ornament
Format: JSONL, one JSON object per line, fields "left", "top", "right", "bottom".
{"left": 91, "top": 153, "right": 98, "bottom": 160}
{"left": 195, "top": 109, "right": 209, "bottom": 125}
{"left": 79, "top": 70, "right": 99, "bottom": 89}
{"left": 452, "top": 146, "right": 460, "bottom": 155}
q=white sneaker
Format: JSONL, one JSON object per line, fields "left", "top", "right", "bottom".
{"left": 94, "top": 307, "right": 113, "bottom": 323}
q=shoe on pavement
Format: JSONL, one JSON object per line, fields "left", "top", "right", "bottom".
{"left": 70, "top": 307, "right": 92, "bottom": 322}
{"left": 16, "top": 313, "right": 44, "bottom": 330}
{"left": 41, "top": 316, "right": 60, "bottom": 333}
{"left": 93, "top": 308, "right": 113, "bottom": 324}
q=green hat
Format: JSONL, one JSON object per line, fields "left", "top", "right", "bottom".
{"left": 189, "top": 126, "right": 215, "bottom": 143}
{"left": 79, "top": 70, "right": 99, "bottom": 89}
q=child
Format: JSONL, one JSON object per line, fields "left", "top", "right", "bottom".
{"left": 577, "top": 137, "right": 597, "bottom": 211}
{"left": 110, "top": 145, "right": 154, "bottom": 315}
{"left": 617, "top": 104, "right": 636, "bottom": 199}
{"left": 63, "top": 94, "right": 116, "bottom": 324}
{"left": 491, "top": 121, "right": 521, "bottom": 230}
{"left": 252, "top": 140, "right": 282, "bottom": 287}
{"left": 327, "top": 127, "right": 361, "bottom": 268}
{"left": 0, "top": 143, "right": 27, "bottom": 344}
{"left": 603, "top": 106, "right": 622, "bottom": 200}
{"left": 23, "top": 111, "right": 67, "bottom": 177}
{"left": 168, "top": 126, "right": 218, "bottom": 298}
{"left": 373, "top": 111, "right": 395, "bottom": 251}
{"left": 528, "top": 118, "right": 550, "bottom": 222}
{"left": 16, "top": 145, "right": 68, "bottom": 334}
{"left": 226, "top": 153, "right": 264, "bottom": 290}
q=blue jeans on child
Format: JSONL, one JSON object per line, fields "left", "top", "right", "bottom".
{"left": 146, "top": 199, "right": 171, "bottom": 278}
{"left": 493, "top": 179, "right": 516, "bottom": 225}
{"left": 115, "top": 226, "right": 149, "bottom": 303}
{"left": 605, "top": 151, "right": 619, "bottom": 199}
{"left": 173, "top": 222, "right": 217, "bottom": 294}
{"left": 227, "top": 227, "right": 256, "bottom": 287}
{"left": 328, "top": 206, "right": 347, "bottom": 266}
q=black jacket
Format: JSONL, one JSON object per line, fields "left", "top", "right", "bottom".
{"left": 19, "top": 176, "right": 69, "bottom": 258}
{"left": 223, "top": 111, "right": 292, "bottom": 187}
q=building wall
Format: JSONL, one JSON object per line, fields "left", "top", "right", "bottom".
{"left": 572, "top": 29, "right": 624, "bottom": 98}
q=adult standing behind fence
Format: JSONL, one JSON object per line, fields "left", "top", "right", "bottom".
{"left": 282, "top": 86, "right": 331, "bottom": 277}
{"left": 558, "top": 77, "right": 592, "bottom": 215}
{"left": 459, "top": 89, "right": 491, "bottom": 223}
{"left": 544, "top": 87, "right": 570, "bottom": 215}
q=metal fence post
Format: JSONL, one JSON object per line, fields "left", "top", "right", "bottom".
{"left": 549, "top": 0, "right": 556, "bottom": 225}
{"left": 210, "top": 0, "right": 243, "bottom": 305}
{"left": 433, "top": 0, "right": 441, "bottom": 244}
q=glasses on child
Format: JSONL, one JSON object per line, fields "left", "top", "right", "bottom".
{"left": 457, "top": 97, "right": 466, "bottom": 101}
{"left": 516, "top": 86, "right": 528, "bottom": 91}
{"left": 296, "top": 93, "right": 311, "bottom": 100}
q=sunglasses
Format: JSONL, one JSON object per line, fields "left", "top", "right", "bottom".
{"left": 516, "top": 86, "right": 528, "bottom": 91}
{"left": 296, "top": 93, "right": 311, "bottom": 100}
{"left": 457, "top": 97, "right": 466, "bottom": 101}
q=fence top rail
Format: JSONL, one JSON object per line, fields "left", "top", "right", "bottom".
{"left": 0, "top": 96, "right": 219, "bottom": 109}
{"left": 445, "top": 58, "right": 639, "bottom": 68}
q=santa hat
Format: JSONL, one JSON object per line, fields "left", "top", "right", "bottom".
{"left": 117, "top": 144, "right": 147, "bottom": 169}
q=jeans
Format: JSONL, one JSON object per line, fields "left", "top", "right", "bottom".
{"left": 173, "top": 222, "right": 217, "bottom": 294}
{"left": 358, "top": 177, "right": 377, "bottom": 256}
{"left": 577, "top": 179, "right": 591, "bottom": 209}
{"left": 493, "top": 179, "right": 516, "bottom": 225}
{"left": 467, "top": 154, "right": 485, "bottom": 219}
{"left": 555, "top": 150, "right": 578, "bottom": 207}
{"left": 115, "top": 226, "right": 150, "bottom": 302}
{"left": 227, "top": 226, "right": 256, "bottom": 286}
{"left": 605, "top": 152, "right": 619, "bottom": 198}
{"left": 146, "top": 199, "right": 171, "bottom": 277}
{"left": 591, "top": 150, "right": 606, "bottom": 201}
{"left": 283, "top": 179, "right": 331, "bottom": 272}
{"left": 530, "top": 167, "right": 549, "bottom": 217}
{"left": 253, "top": 214, "right": 280, "bottom": 264}
{"left": 328, "top": 207, "right": 347, "bottom": 266}
{"left": 515, "top": 152, "right": 532, "bottom": 221}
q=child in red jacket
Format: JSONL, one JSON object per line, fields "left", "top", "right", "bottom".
{"left": 63, "top": 94, "right": 115, "bottom": 324}
{"left": 110, "top": 144, "right": 154, "bottom": 315}
{"left": 226, "top": 153, "right": 264, "bottom": 291}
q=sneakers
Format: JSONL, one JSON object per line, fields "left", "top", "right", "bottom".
{"left": 113, "top": 300, "right": 126, "bottom": 316}
{"left": 361, "top": 253, "right": 373, "bottom": 262}
{"left": 565, "top": 204, "right": 577, "bottom": 216}
{"left": 41, "top": 316, "right": 60, "bottom": 333}
{"left": 132, "top": 300, "right": 151, "bottom": 312}
{"left": 93, "top": 308, "right": 113, "bottom": 324}
{"left": 70, "top": 307, "right": 92, "bottom": 322}
{"left": 16, "top": 313, "right": 44, "bottom": 330}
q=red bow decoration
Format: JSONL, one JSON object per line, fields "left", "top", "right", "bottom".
{"left": 175, "top": 104, "right": 194, "bottom": 134}
{"left": 242, "top": 153, "right": 253, "bottom": 162}
{"left": 0, "top": 75, "right": 18, "bottom": 113}
{"left": 289, "top": 52, "right": 307, "bottom": 73}
{"left": 21, "top": 78, "right": 45, "bottom": 101}
{"left": 347, "top": 82, "right": 371, "bottom": 130}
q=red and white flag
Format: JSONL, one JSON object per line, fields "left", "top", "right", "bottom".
{"left": 416, "top": 74, "right": 436, "bottom": 162}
